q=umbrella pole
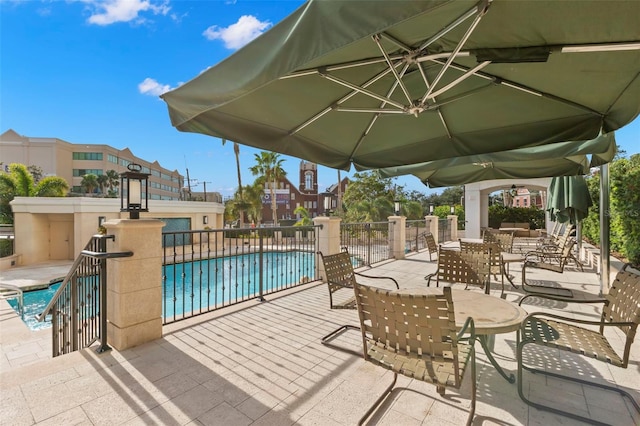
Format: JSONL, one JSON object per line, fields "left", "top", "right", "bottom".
{"left": 599, "top": 163, "right": 610, "bottom": 296}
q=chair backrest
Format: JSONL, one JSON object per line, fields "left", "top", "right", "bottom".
{"left": 424, "top": 232, "right": 438, "bottom": 254}
{"left": 437, "top": 246, "right": 491, "bottom": 287}
{"left": 482, "top": 232, "right": 514, "bottom": 253}
{"left": 603, "top": 265, "right": 640, "bottom": 365}
{"left": 318, "top": 251, "right": 357, "bottom": 290}
{"left": 352, "top": 283, "right": 462, "bottom": 385}
{"left": 459, "top": 240, "right": 499, "bottom": 276}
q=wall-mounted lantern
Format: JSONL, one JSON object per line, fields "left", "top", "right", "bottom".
{"left": 203, "top": 215, "right": 208, "bottom": 225}
{"left": 120, "top": 163, "right": 149, "bottom": 219}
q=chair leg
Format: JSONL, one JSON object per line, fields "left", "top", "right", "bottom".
{"left": 321, "top": 324, "right": 360, "bottom": 344}
{"left": 517, "top": 340, "right": 640, "bottom": 426}
{"left": 358, "top": 373, "right": 398, "bottom": 426}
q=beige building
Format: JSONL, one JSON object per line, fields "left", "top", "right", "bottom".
{"left": 0, "top": 129, "right": 184, "bottom": 200}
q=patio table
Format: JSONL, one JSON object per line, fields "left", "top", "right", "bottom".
{"left": 396, "top": 287, "right": 527, "bottom": 383}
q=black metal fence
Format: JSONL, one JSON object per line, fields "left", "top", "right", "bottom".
{"left": 161, "top": 225, "right": 320, "bottom": 324}
{"left": 340, "top": 222, "right": 391, "bottom": 266}
{"left": 39, "top": 235, "right": 132, "bottom": 357}
{"left": 439, "top": 218, "right": 452, "bottom": 243}
{"left": 405, "top": 220, "right": 429, "bottom": 253}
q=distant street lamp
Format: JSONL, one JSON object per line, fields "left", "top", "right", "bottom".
{"left": 394, "top": 198, "right": 401, "bottom": 216}
{"left": 120, "top": 163, "right": 149, "bottom": 219}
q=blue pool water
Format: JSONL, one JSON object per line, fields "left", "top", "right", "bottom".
{"left": 9, "top": 251, "right": 317, "bottom": 330}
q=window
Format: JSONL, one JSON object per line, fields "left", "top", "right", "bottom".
{"left": 73, "top": 152, "right": 103, "bottom": 161}
{"left": 291, "top": 193, "right": 295, "bottom": 200}
{"left": 305, "top": 172, "right": 313, "bottom": 190}
{"left": 108, "top": 154, "right": 118, "bottom": 164}
{"left": 73, "top": 169, "right": 103, "bottom": 177}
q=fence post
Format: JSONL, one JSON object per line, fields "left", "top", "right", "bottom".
{"left": 448, "top": 215, "right": 458, "bottom": 241}
{"left": 314, "top": 217, "right": 341, "bottom": 282}
{"left": 258, "top": 231, "right": 265, "bottom": 301}
{"left": 388, "top": 216, "right": 406, "bottom": 260}
{"left": 103, "top": 219, "right": 164, "bottom": 351}
{"left": 425, "top": 215, "right": 439, "bottom": 244}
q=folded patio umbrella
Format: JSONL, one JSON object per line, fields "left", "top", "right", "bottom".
{"left": 162, "top": 0, "right": 640, "bottom": 171}
{"left": 547, "top": 175, "right": 593, "bottom": 224}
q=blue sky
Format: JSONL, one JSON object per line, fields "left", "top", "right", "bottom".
{"left": 1, "top": 0, "right": 638, "bottom": 198}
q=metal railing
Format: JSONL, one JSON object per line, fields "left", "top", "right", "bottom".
{"left": 439, "top": 218, "right": 451, "bottom": 243}
{"left": 340, "top": 221, "right": 391, "bottom": 266}
{"left": 162, "top": 225, "right": 320, "bottom": 324}
{"left": 38, "top": 235, "right": 133, "bottom": 357}
{"left": 405, "top": 220, "right": 429, "bottom": 253}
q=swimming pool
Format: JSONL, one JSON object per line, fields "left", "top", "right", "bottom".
{"left": 8, "top": 251, "right": 319, "bottom": 330}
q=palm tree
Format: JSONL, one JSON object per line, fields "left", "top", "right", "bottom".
{"left": 293, "top": 206, "right": 313, "bottom": 226}
{"left": 222, "top": 139, "right": 245, "bottom": 227}
{"left": 0, "top": 163, "right": 68, "bottom": 223}
{"left": 249, "top": 151, "right": 286, "bottom": 224}
{"left": 105, "top": 170, "right": 120, "bottom": 197}
{"left": 81, "top": 174, "right": 99, "bottom": 196}
{"left": 97, "top": 174, "right": 109, "bottom": 195}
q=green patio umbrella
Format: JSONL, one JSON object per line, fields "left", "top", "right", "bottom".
{"left": 547, "top": 175, "right": 593, "bottom": 225}
{"left": 378, "top": 133, "right": 616, "bottom": 187}
{"left": 162, "top": 0, "right": 640, "bottom": 171}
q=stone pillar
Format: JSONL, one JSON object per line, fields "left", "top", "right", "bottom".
{"left": 388, "top": 216, "right": 406, "bottom": 260}
{"left": 314, "top": 217, "right": 341, "bottom": 282}
{"left": 425, "top": 215, "right": 439, "bottom": 244}
{"left": 448, "top": 215, "right": 458, "bottom": 242}
{"left": 103, "top": 219, "right": 165, "bottom": 351}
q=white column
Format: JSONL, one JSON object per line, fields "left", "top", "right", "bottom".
{"left": 388, "top": 216, "right": 406, "bottom": 260}
{"left": 425, "top": 215, "right": 439, "bottom": 244}
{"left": 104, "top": 219, "right": 165, "bottom": 351}
{"left": 313, "top": 216, "right": 342, "bottom": 282}
{"left": 465, "top": 187, "right": 482, "bottom": 238}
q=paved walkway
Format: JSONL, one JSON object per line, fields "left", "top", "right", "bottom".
{"left": 0, "top": 250, "right": 638, "bottom": 425}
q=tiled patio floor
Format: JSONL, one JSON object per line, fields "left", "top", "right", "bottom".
{"left": 1, "top": 250, "right": 638, "bottom": 425}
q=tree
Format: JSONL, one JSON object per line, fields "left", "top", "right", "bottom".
{"left": 293, "top": 206, "right": 313, "bottom": 226}
{"left": 105, "top": 169, "right": 120, "bottom": 197}
{"left": 97, "top": 174, "right": 109, "bottom": 195}
{"left": 222, "top": 139, "right": 245, "bottom": 227}
{"left": 0, "top": 163, "right": 68, "bottom": 223}
{"left": 81, "top": 174, "right": 99, "bottom": 195}
{"left": 27, "top": 165, "right": 44, "bottom": 183}
{"left": 249, "top": 151, "right": 286, "bottom": 223}
{"left": 342, "top": 171, "right": 398, "bottom": 222}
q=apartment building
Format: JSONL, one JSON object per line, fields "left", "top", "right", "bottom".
{"left": 0, "top": 129, "right": 183, "bottom": 200}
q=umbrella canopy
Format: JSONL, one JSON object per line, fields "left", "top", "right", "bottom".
{"left": 547, "top": 175, "right": 593, "bottom": 224}
{"left": 162, "top": 0, "right": 640, "bottom": 171}
{"left": 378, "top": 132, "right": 616, "bottom": 187}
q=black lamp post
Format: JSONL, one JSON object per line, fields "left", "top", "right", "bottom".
{"left": 120, "top": 163, "right": 150, "bottom": 219}
{"left": 323, "top": 191, "right": 334, "bottom": 216}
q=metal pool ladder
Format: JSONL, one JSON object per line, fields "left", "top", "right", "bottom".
{"left": 0, "top": 283, "right": 24, "bottom": 317}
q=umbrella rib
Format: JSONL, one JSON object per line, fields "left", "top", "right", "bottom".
{"left": 289, "top": 62, "right": 403, "bottom": 135}
{"left": 422, "top": 2, "right": 489, "bottom": 103}
{"left": 417, "top": 2, "right": 486, "bottom": 52}
{"left": 318, "top": 72, "right": 406, "bottom": 110}
{"left": 373, "top": 34, "right": 413, "bottom": 105}
{"left": 428, "top": 61, "right": 491, "bottom": 100}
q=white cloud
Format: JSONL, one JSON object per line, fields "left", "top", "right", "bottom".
{"left": 80, "top": 0, "right": 170, "bottom": 26}
{"left": 138, "top": 78, "right": 172, "bottom": 97}
{"left": 203, "top": 15, "right": 271, "bottom": 50}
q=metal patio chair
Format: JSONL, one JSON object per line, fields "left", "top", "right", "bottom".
{"left": 353, "top": 283, "right": 477, "bottom": 426}
{"left": 318, "top": 250, "right": 399, "bottom": 345}
{"left": 426, "top": 246, "right": 492, "bottom": 294}
{"left": 423, "top": 232, "right": 438, "bottom": 261}
{"left": 521, "top": 237, "right": 581, "bottom": 297}
{"left": 517, "top": 264, "right": 640, "bottom": 425}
